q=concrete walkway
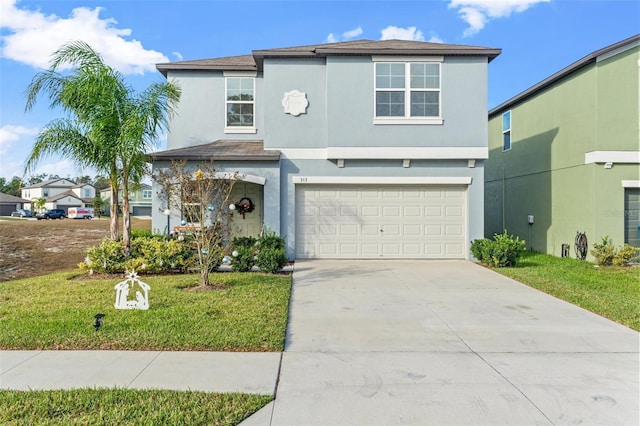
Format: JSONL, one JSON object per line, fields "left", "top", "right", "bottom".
{"left": 1, "top": 260, "right": 638, "bottom": 425}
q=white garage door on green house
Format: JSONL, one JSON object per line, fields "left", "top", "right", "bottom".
{"left": 295, "top": 185, "right": 467, "bottom": 259}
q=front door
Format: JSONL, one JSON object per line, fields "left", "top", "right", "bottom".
{"left": 229, "top": 182, "right": 263, "bottom": 238}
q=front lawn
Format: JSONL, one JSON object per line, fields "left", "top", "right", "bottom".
{"left": 0, "top": 272, "right": 291, "bottom": 351}
{"left": 491, "top": 251, "right": 640, "bottom": 331}
{"left": 0, "top": 389, "right": 271, "bottom": 426}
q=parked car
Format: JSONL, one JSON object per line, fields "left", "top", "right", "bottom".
{"left": 36, "top": 209, "right": 66, "bottom": 220}
{"left": 10, "top": 209, "right": 33, "bottom": 217}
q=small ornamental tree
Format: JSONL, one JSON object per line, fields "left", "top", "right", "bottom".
{"left": 154, "top": 161, "right": 237, "bottom": 286}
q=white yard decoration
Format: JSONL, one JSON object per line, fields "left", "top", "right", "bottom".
{"left": 114, "top": 271, "right": 150, "bottom": 310}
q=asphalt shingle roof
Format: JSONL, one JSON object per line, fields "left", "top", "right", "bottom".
{"left": 156, "top": 39, "right": 501, "bottom": 75}
{"left": 148, "top": 140, "right": 280, "bottom": 162}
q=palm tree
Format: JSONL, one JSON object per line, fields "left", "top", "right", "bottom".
{"left": 24, "top": 41, "right": 180, "bottom": 255}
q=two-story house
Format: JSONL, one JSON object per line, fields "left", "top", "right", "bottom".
{"left": 21, "top": 178, "right": 96, "bottom": 212}
{"left": 486, "top": 34, "right": 640, "bottom": 258}
{"left": 150, "top": 39, "right": 501, "bottom": 259}
{"left": 99, "top": 183, "right": 153, "bottom": 217}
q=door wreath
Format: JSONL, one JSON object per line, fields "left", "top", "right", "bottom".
{"left": 233, "top": 197, "right": 255, "bottom": 219}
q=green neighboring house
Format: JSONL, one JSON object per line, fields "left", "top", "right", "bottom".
{"left": 486, "top": 34, "right": 640, "bottom": 259}
{"left": 99, "top": 183, "right": 153, "bottom": 217}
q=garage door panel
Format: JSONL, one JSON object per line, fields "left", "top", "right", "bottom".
{"left": 296, "top": 185, "right": 467, "bottom": 259}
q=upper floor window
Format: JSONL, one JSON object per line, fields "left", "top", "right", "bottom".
{"left": 83, "top": 188, "right": 91, "bottom": 198}
{"left": 225, "top": 77, "right": 255, "bottom": 133}
{"left": 43, "top": 189, "right": 49, "bottom": 197}
{"left": 374, "top": 58, "right": 442, "bottom": 125}
{"left": 142, "top": 189, "right": 152, "bottom": 199}
{"left": 502, "top": 111, "right": 511, "bottom": 151}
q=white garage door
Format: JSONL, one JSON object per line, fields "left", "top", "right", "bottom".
{"left": 296, "top": 185, "right": 467, "bottom": 259}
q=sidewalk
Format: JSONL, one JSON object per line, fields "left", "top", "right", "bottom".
{"left": 0, "top": 350, "right": 281, "bottom": 394}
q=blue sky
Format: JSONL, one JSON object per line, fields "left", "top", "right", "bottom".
{"left": 0, "top": 0, "right": 638, "bottom": 180}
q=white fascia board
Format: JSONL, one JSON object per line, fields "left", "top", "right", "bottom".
{"left": 292, "top": 176, "right": 472, "bottom": 185}
{"left": 280, "top": 149, "right": 327, "bottom": 159}
{"left": 326, "top": 147, "right": 488, "bottom": 160}
{"left": 622, "top": 180, "right": 640, "bottom": 188}
{"left": 584, "top": 151, "right": 640, "bottom": 164}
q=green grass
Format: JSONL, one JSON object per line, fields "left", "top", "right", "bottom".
{"left": 0, "top": 272, "right": 291, "bottom": 351}
{"left": 0, "top": 388, "right": 272, "bottom": 425}
{"left": 491, "top": 251, "right": 640, "bottom": 331}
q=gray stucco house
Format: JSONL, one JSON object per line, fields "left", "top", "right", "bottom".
{"left": 150, "top": 39, "right": 501, "bottom": 259}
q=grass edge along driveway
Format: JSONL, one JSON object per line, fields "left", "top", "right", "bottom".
{"left": 489, "top": 251, "right": 640, "bottom": 331}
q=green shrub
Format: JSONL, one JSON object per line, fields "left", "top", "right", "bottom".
{"left": 80, "top": 237, "right": 194, "bottom": 274}
{"left": 613, "top": 244, "right": 639, "bottom": 266}
{"left": 470, "top": 238, "right": 492, "bottom": 264}
{"left": 232, "top": 236, "right": 258, "bottom": 249}
{"left": 232, "top": 246, "right": 256, "bottom": 272}
{"left": 591, "top": 236, "right": 616, "bottom": 266}
{"left": 470, "top": 230, "right": 526, "bottom": 267}
{"left": 256, "top": 247, "right": 288, "bottom": 274}
{"left": 258, "top": 230, "right": 285, "bottom": 250}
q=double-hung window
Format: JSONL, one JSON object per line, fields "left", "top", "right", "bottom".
{"left": 142, "top": 189, "right": 152, "bottom": 199}
{"left": 374, "top": 57, "right": 443, "bottom": 125}
{"left": 502, "top": 111, "right": 511, "bottom": 151}
{"left": 225, "top": 76, "right": 255, "bottom": 133}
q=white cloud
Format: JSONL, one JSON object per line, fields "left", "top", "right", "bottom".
{"left": 325, "top": 33, "right": 338, "bottom": 43}
{"left": 325, "top": 26, "right": 363, "bottom": 43}
{"left": 343, "top": 27, "right": 363, "bottom": 39}
{"left": 0, "top": 0, "right": 169, "bottom": 75}
{"left": 428, "top": 34, "right": 445, "bottom": 43}
{"left": 172, "top": 51, "right": 184, "bottom": 61}
{"left": 380, "top": 26, "right": 425, "bottom": 41}
{"left": 0, "top": 124, "right": 39, "bottom": 155}
{"left": 449, "top": 0, "right": 550, "bottom": 37}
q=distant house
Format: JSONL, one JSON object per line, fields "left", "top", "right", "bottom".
{"left": 150, "top": 39, "right": 501, "bottom": 260}
{"left": 485, "top": 34, "right": 640, "bottom": 258}
{"left": 0, "top": 192, "right": 29, "bottom": 216}
{"left": 21, "top": 178, "right": 96, "bottom": 213}
{"left": 99, "top": 183, "right": 153, "bottom": 217}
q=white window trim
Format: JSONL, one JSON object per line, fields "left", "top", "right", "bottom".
{"left": 502, "top": 110, "right": 512, "bottom": 152}
{"left": 373, "top": 60, "right": 442, "bottom": 124}
{"left": 142, "top": 190, "right": 152, "bottom": 199}
{"left": 224, "top": 76, "right": 256, "bottom": 134}
{"left": 584, "top": 151, "right": 640, "bottom": 164}
{"left": 622, "top": 180, "right": 640, "bottom": 188}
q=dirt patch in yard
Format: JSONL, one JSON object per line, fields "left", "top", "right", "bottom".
{"left": 0, "top": 218, "right": 151, "bottom": 282}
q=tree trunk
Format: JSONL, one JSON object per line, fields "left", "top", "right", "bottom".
{"left": 122, "top": 183, "right": 132, "bottom": 257}
{"left": 109, "top": 184, "right": 119, "bottom": 241}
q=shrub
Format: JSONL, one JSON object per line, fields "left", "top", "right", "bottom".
{"left": 258, "top": 229, "right": 285, "bottom": 250}
{"left": 470, "top": 238, "right": 493, "bottom": 264}
{"left": 80, "top": 237, "right": 194, "bottom": 274}
{"left": 232, "top": 236, "right": 258, "bottom": 249}
{"left": 256, "top": 247, "right": 288, "bottom": 274}
{"left": 232, "top": 246, "right": 256, "bottom": 272}
{"left": 613, "top": 244, "right": 639, "bottom": 266}
{"left": 591, "top": 236, "right": 616, "bottom": 266}
{"left": 470, "top": 230, "right": 526, "bottom": 267}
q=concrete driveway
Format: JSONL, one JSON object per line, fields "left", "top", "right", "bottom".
{"left": 249, "top": 260, "right": 639, "bottom": 426}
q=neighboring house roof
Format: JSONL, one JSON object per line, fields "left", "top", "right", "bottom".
{"left": 23, "top": 178, "right": 72, "bottom": 189}
{"left": 489, "top": 33, "right": 640, "bottom": 117}
{"left": 47, "top": 190, "right": 92, "bottom": 204}
{"left": 157, "top": 39, "right": 502, "bottom": 76}
{"left": 0, "top": 192, "right": 29, "bottom": 203}
{"left": 148, "top": 140, "right": 281, "bottom": 162}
